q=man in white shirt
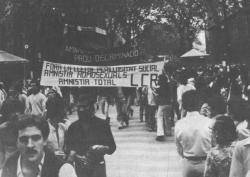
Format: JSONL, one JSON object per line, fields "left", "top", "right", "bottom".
{"left": 1, "top": 114, "right": 77, "bottom": 177}
{"left": 25, "top": 83, "right": 47, "bottom": 117}
{"left": 175, "top": 90, "right": 212, "bottom": 177}
{"left": 177, "top": 76, "right": 196, "bottom": 118}
{"left": 229, "top": 137, "right": 250, "bottom": 177}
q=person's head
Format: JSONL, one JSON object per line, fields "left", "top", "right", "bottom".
{"left": 187, "top": 78, "right": 195, "bottom": 87}
{"left": 16, "top": 115, "right": 49, "bottom": 163}
{"left": 197, "top": 67, "right": 203, "bottom": 76}
{"left": 182, "top": 90, "right": 199, "bottom": 112}
{"left": 158, "top": 74, "right": 168, "bottom": 86}
{"left": 77, "top": 94, "right": 96, "bottom": 122}
{"left": 211, "top": 115, "right": 237, "bottom": 146}
{"left": 8, "top": 86, "right": 18, "bottom": 98}
{"left": 163, "top": 62, "right": 175, "bottom": 76}
{"left": 206, "top": 95, "right": 226, "bottom": 118}
{"left": 200, "top": 103, "right": 212, "bottom": 118}
{"left": 30, "top": 82, "right": 40, "bottom": 95}
{"left": 178, "top": 72, "right": 187, "bottom": 85}
{"left": 0, "top": 82, "right": 5, "bottom": 90}
{"left": 52, "top": 86, "right": 62, "bottom": 97}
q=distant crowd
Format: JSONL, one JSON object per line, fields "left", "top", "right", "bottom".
{"left": 135, "top": 62, "right": 250, "bottom": 177}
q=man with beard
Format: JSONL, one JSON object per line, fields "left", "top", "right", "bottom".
{"left": 1, "top": 114, "right": 77, "bottom": 177}
{"left": 65, "top": 93, "right": 116, "bottom": 177}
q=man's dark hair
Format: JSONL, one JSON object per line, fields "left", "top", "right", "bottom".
{"left": 78, "top": 94, "right": 96, "bottom": 105}
{"left": 182, "top": 90, "right": 199, "bottom": 112}
{"left": 178, "top": 71, "right": 188, "bottom": 85}
{"left": 212, "top": 115, "right": 237, "bottom": 146}
{"left": 207, "top": 95, "right": 226, "bottom": 116}
{"left": 16, "top": 114, "right": 50, "bottom": 140}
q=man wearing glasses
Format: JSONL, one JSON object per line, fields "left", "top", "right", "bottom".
{"left": 1, "top": 114, "right": 77, "bottom": 177}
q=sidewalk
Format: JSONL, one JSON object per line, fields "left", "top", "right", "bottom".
{"left": 104, "top": 106, "right": 182, "bottom": 177}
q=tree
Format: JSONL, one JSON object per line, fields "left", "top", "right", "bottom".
{"left": 205, "top": 0, "right": 243, "bottom": 25}
{"left": 205, "top": 0, "right": 244, "bottom": 62}
{"left": 0, "top": 0, "right": 155, "bottom": 55}
{"left": 139, "top": 22, "right": 181, "bottom": 56}
{"left": 103, "top": 0, "right": 154, "bottom": 44}
{"left": 4, "top": 0, "right": 246, "bottom": 66}
{"left": 153, "top": 0, "right": 206, "bottom": 54}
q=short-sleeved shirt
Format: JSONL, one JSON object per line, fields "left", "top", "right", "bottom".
{"left": 229, "top": 138, "right": 250, "bottom": 177}
{"left": 175, "top": 111, "right": 213, "bottom": 158}
{"left": 25, "top": 92, "right": 47, "bottom": 116}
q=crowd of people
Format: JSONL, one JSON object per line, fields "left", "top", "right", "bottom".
{"left": 0, "top": 80, "right": 116, "bottom": 177}
{"left": 135, "top": 62, "right": 250, "bottom": 177}
{"left": 0, "top": 61, "right": 250, "bottom": 177}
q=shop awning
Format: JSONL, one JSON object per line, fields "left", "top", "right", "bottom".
{"left": 180, "top": 48, "right": 209, "bottom": 58}
{"left": 0, "top": 50, "right": 29, "bottom": 63}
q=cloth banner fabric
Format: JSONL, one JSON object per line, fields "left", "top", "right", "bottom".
{"left": 40, "top": 61, "right": 164, "bottom": 87}
{"left": 63, "top": 45, "right": 144, "bottom": 66}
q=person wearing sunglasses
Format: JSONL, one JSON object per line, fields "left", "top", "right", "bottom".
{"left": 1, "top": 114, "right": 77, "bottom": 177}
{"left": 65, "top": 93, "right": 116, "bottom": 177}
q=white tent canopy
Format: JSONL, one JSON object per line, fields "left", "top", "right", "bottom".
{"left": 180, "top": 48, "right": 209, "bottom": 58}
{"left": 0, "top": 50, "right": 29, "bottom": 63}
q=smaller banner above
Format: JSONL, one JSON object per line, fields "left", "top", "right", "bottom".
{"left": 40, "top": 61, "right": 164, "bottom": 87}
{"left": 63, "top": 45, "right": 145, "bottom": 65}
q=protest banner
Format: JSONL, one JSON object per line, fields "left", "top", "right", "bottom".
{"left": 63, "top": 45, "right": 145, "bottom": 65}
{"left": 40, "top": 61, "right": 164, "bottom": 87}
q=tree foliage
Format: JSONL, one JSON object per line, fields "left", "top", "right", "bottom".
{"left": 205, "top": 0, "right": 245, "bottom": 61}
{"left": 0, "top": 0, "right": 154, "bottom": 58}
{"left": 205, "top": 0, "right": 244, "bottom": 26}
{"left": 139, "top": 23, "right": 181, "bottom": 56}
{"left": 153, "top": 0, "right": 206, "bottom": 54}
{"left": 0, "top": 0, "right": 246, "bottom": 63}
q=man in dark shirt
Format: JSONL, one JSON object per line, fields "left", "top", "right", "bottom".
{"left": 155, "top": 73, "right": 173, "bottom": 141}
{"left": 65, "top": 93, "right": 116, "bottom": 177}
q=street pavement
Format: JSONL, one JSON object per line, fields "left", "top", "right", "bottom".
{"left": 69, "top": 106, "right": 182, "bottom": 177}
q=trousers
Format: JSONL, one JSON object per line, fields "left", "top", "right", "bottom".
{"left": 116, "top": 98, "right": 129, "bottom": 126}
{"left": 182, "top": 158, "right": 205, "bottom": 177}
{"left": 156, "top": 105, "right": 172, "bottom": 136}
{"left": 146, "top": 105, "right": 157, "bottom": 129}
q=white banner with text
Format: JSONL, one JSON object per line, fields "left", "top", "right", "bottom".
{"left": 40, "top": 61, "right": 164, "bottom": 87}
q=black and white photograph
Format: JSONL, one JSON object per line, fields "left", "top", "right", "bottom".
{"left": 0, "top": 0, "right": 249, "bottom": 177}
